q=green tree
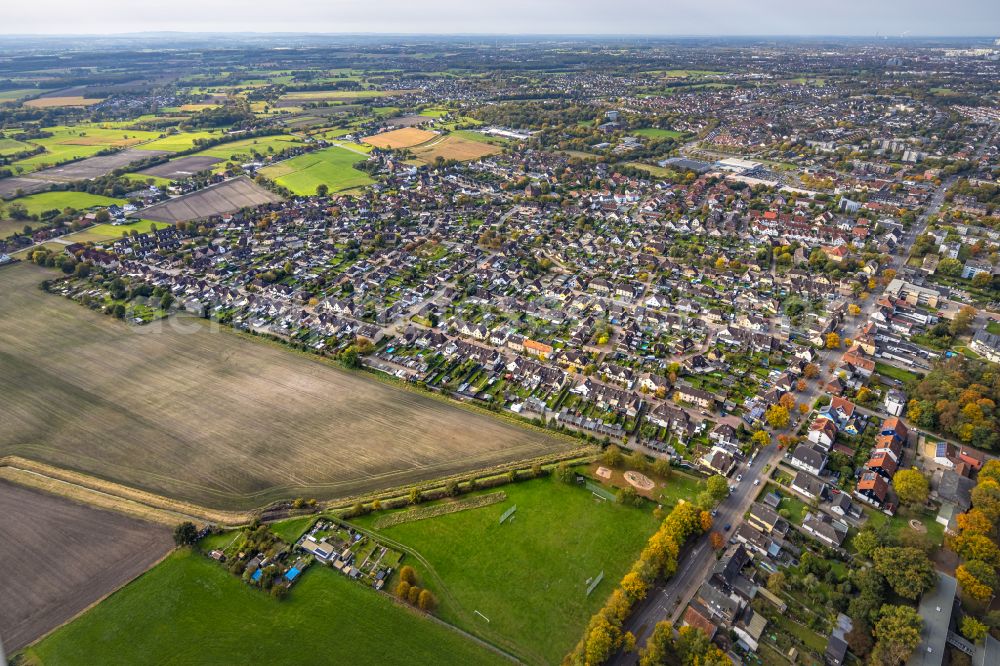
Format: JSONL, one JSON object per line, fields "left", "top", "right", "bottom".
{"left": 173, "top": 521, "right": 198, "bottom": 546}
{"left": 705, "top": 475, "right": 729, "bottom": 503}
{"left": 961, "top": 616, "right": 988, "bottom": 643}
{"left": 852, "top": 527, "right": 882, "bottom": 559}
{"left": 554, "top": 462, "right": 575, "bottom": 484}
{"left": 872, "top": 605, "right": 922, "bottom": 666}
{"left": 872, "top": 547, "right": 936, "bottom": 599}
{"left": 602, "top": 444, "right": 624, "bottom": 468}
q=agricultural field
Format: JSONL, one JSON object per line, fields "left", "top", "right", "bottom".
{"left": 0, "top": 479, "right": 172, "bottom": 651}
{"left": 277, "top": 89, "right": 400, "bottom": 105}
{"left": 364, "top": 127, "right": 437, "bottom": 149}
{"left": 8, "top": 190, "right": 124, "bottom": 216}
{"left": 139, "top": 176, "right": 282, "bottom": 223}
{"left": 0, "top": 219, "right": 28, "bottom": 239}
{"left": 0, "top": 88, "right": 48, "bottom": 102}
{"left": 192, "top": 134, "right": 306, "bottom": 161}
{"left": 23, "top": 96, "right": 104, "bottom": 108}
{"left": 259, "top": 145, "right": 373, "bottom": 195}
{"left": 353, "top": 477, "right": 660, "bottom": 664}
{"left": 0, "top": 263, "right": 576, "bottom": 509}
{"left": 136, "top": 155, "right": 222, "bottom": 179}
{"left": 410, "top": 133, "right": 502, "bottom": 164}
{"left": 0, "top": 176, "right": 54, "bottom": 199}
{"left": 9, "top": 126, "right": 162, "bottom": 173}
{"left": 27, "top": 147, "right": 170, "bottom": 182}
{"left": 136, "top": 130, "right": 224, "bottom": 153}
{"left": 18, "top": 549, "right": 506, "bottom": 665}
{"left": 0, "top": 137, "right": 32, "bottom": 156}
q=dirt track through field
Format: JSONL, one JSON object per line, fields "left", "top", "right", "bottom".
{"left": 0, "top": 263, "right": 575, "bottom": 510}
{"left": 0, "top": 479, "right": 172, "bottom": 651}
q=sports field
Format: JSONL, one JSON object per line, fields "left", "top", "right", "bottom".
{"left": 411, "top": 133, "right": 501, "bottom": 163}
{"left": 18, "top": 549, "right": 507, "bottom": 665}
{"left": 354, "top": 477, "right": 660, "bottom": 664}
{"left": 0, "top": 479, "right": 172, "bottom": 652}
{"left": 9, "top": 191, "right": 124, "bottom": 216}
{"left": 363, "top": 127, "right": 437, "bottom": 149}
{"left": 0, "top": 263, "right": 575, "bottom": 510}
{"left": 259, "top": 145, "right": 373, "bottom": 194}
{"left": 634, "top": 128, "right": 684, "bottom": 139}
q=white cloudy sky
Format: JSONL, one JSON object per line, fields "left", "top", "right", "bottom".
{"left": 2, "top": 0, "right": 997, "bottom": 36}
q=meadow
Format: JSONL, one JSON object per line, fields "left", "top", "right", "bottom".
{"left": 9, "top": 126, "right": 161, "bottom": 173}
{"left": 63, "top": 221, "right": 173, "bottom": 244}
{"left": 19, "top": 549, "right": 507, "bottom": 665}
{"left": 136, "top": 130, "right": 225, "bottom": 153}
{"left": 0, "top": 137, "right": 32, "bottom": 156}
{"left": 0, "top": 263, "right": 575, "bottom": 510}
{"left": 9, "top": 191, "right": 124, "bottom": 216}
{"left": 353, "top": 476, "right": 660, "bottom": 664}
{"left": 192, "top": 134, "right": 306, "bottom": 161}
{"left": 259, "top": 145, "right": 373, "bottom": 195}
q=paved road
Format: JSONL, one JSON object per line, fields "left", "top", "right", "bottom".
{"left": 610, "top": 442, "right": 780, "bottom": 664}
{"left": 608, "top": 138, "right": 990, "bottom": 662}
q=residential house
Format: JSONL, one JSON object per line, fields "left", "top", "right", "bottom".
{"left": 790, "top": 443, "right": 828, "bottom": 476}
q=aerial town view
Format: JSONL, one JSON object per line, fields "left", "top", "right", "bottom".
{"left": 2, "top": 2, "right": 1000, "bottom": 665}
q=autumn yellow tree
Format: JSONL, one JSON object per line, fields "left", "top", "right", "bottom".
{"left": 825, "top": 332, "right": 841, "bottom": 349}
{"left": 765, "top": 404, "right": 791, "bottom": 429}
{"left": 956, "top": 561, "right": 997, "bottom": 603}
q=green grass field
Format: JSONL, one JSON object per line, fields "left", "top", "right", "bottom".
{"left": 10, "top": 191, "right": 124, "bottom": 216}
{"left": 64, "top": 221, "right": 172, "bottom": 244}
{"left": 20, "top": 549, "right": 506, "bottom": 666}
{"left": 259, "top": 145, "right": 373, "bottom": 195}
{"left": 353, "top": 477, "right": 660, "bottom": 664}
{"left": 634, "top": 128, "right": 684, "bottom": 139}
{"left": 874, "top": 362, "right": 921, "bottom": 385}
{"left": 193, "top": 135, "right": 306, "bottom": 161}
{"left": 8, "top": 126, "right": 161, "bottom": 173}
{"left": 0, "top": 88, "right": 47, "bottom": 102}
{"left": 136, "top": 130, "right": 224, "bottom": 153}
{"left": 0, "top": 137, "right": 32, "bottom": 156}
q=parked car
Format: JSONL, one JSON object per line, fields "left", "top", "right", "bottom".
{"left": 736, "top": 474, "right": 743, "bottom": 482}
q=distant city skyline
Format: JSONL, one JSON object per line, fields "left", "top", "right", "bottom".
{"left": 2, "top": 0, "right": 998, "bottom": 37}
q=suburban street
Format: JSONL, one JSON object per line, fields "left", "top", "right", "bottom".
{"left": 611, "top": 149, "right": 972, "bottom": 662}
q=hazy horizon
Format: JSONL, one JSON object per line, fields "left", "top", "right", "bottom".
{"left": 2, "top": 0, "right": 998, "bottom": 38}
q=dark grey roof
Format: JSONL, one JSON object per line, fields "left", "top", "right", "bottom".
{"left": 908, "top": 573, "right": 957, "bottom": 666}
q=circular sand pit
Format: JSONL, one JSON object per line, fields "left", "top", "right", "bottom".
{"left": 624, "top": 470, "right": 655, "bottom": 491}
{"left": 908, "top": 519, "right": 927, "bottom": 533}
